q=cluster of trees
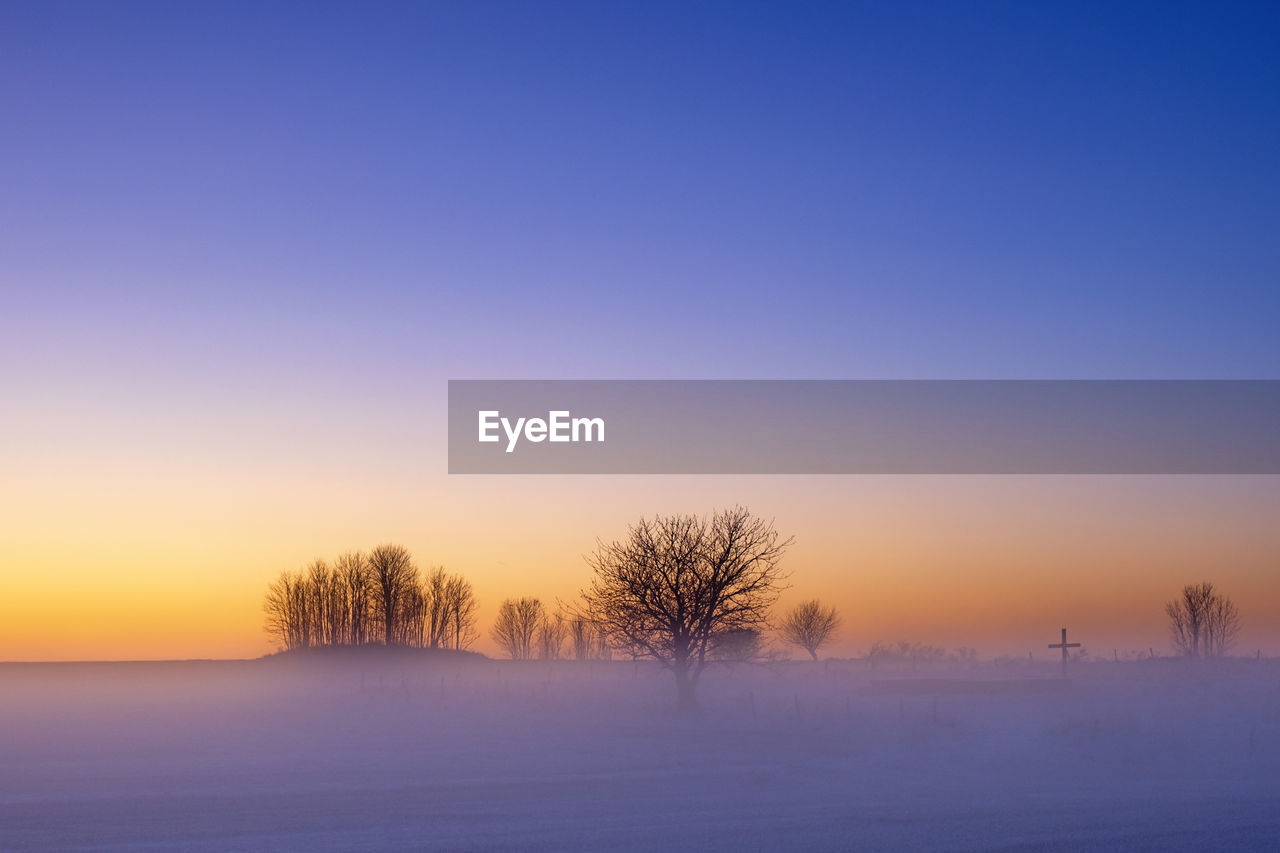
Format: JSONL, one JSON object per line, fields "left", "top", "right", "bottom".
{"left": 1166, "top": 581, "right": 1241, "bottom": 658}
{"left": 489, "top": 598, "right": 611, "bottom": 660}
{"left": 264, "top": 544, "right": 478, "bottom": 651}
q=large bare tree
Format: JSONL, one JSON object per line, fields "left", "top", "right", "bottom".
{"left": 779, "top": 599, "right": 841, "bottom": 661}
{"left": 581, "top": 507, "right": 791, "bottom": 710}
{"left": 1166, "top": 581, "right": 1241, "bottom": 658}
{"left": 491, "top": 597, "right": 543, "bottom": 659}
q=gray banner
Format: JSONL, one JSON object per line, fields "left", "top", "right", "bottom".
{"left": 447, "top": 380, "right": 1280, "bottom": 474}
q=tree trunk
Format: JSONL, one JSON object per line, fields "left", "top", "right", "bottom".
{"left": 673, "top": 662, "right": 698, "bottom": 712}
{"left": 808, "top": 648, "right": 819, "bottom": 662}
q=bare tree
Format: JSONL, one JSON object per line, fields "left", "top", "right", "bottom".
{"left": 264, "top": 569, "right": 308, "bottom": 651}
{"left": 581, "top": 507, "right": 791, "bottom": 710}
{"left": 441, "top": 571, "right": 480, "bottom": 650}
{"left": 334, "top": 550, "right": 372, "bottom": 645}
{"left": 368, "top": 543, "right": 418, "bottom": 646}
{"left": 1166, "top": 581, "right": 1241, "bottom": 658}
{"left": 778, "top": 599, "right": 841, "bottom": 661}
{"left": 1204, "top": 592, "right": 1242, "bottom": 658}
{"left": 536, "top": 611, "right": 568, "bottom": 660}
{"left": 568, "top": 615, "right": 610, "bottom": 660}
{"left": 304, "top": 559, "right": 342, "bottom": 647}
{"left": 448, "top": 580, "right": 480, "bottom": 650}
{"left": 491, "top": 597, "right": 543, "bottom": 659}
{"left": 399, "top": 584, "right": 427, "bottom": 647}
{"left": 421, "top": 566, "right": 451, "bottom": 648}
{"left": 421, "top": 566, "right": 480, "bottom": 650}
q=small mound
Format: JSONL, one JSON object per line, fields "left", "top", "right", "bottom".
{"left": 257, "top": 645, "right": 491, "bottom": 666}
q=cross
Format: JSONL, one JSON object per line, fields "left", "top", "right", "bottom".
{"left": 1048, "top": 627, "right": 1081, "bottom": 680}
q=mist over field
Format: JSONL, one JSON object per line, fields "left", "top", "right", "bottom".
{"left": 4, "top": 1, "right": 1280, "bottom": 850}
{"left": 3, "top": 653, "right": 1277, "bottom": 851}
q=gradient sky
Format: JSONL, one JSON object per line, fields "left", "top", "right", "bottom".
{"left": 2, "top": 2, "right": 1278, "bottom": 660}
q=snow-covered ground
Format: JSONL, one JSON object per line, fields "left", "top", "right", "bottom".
{"left": 2, "top": 653, "right": 1277, "bottom": 851}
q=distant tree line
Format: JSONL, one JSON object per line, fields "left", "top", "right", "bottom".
{"left": 863, "top": 641, "right": 977, "bottom": 667}
{"left": 490, "top": 597, "right": 612, "bottom": 661}
{"left": 262, "top": 514, "right": 1252, "bottom": 715}
{"left": 265, "top": 544, "right": 478, "bottom": 651}
{"left": 486, "top": 594, "right": 768, "bottom": 665}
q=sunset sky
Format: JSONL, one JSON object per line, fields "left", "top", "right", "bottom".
{"left": 2, "top": 2, "right": 1278, "bottom": 660}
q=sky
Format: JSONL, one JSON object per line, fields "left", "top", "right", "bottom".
{"left": 2, "top": 1, "right": 1278, "bottom": 660}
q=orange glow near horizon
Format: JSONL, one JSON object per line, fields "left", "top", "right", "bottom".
{"left": 3, "top": 471, "right": 1278, "bottom": 662}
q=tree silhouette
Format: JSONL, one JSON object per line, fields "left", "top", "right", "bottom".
{"left": 368, "top": 543, "right": 417, "bottom": 646}
{"left": 304, "top": 559, "right": 341, "bottom": 647}
{"left": 1166, "top": 581, "right": 1241, "bottom": 658}
{"left": 536, "top": 611, "right": 568, "bottom": 660}
{"left": 263, "top": 546, "right": 479, "bottom": 652}
{"left": 440, "top": 570, "right": 480, "bottom": 650}
{"left": 491, "top": 597, "right": 543, "bottom": 659}
{"left": 581, "top": 507, "right": 790, "bottom": 710}
{"left": 335, "top": 551, "right": 372, "bottom": 645}
{"left": 778, "top": 599, "right": 841, "bottom": 661}
{"left": 264, "top": 569, "right": 309, "bottom": 651}
{"left": 419, "top": 566, "right": 480, "bottom": 650}
{"left": 568, "top": 615, "right": 611, "bottom": 660}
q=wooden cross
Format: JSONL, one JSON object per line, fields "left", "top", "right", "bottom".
{"left": 1048, "top": 627, "right": 1081, "bottom": 679}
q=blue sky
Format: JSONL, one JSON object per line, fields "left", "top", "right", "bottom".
{"left": 3, "top": 0, "right": 1278, "bottom": 393}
